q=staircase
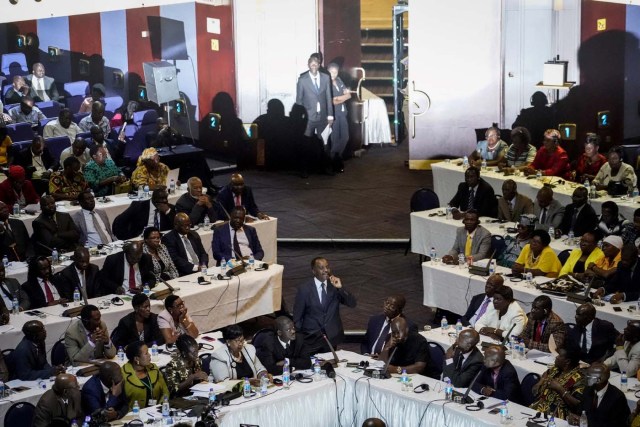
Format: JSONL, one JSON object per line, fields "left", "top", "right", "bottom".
{"left": 360, "top": 28, "right": 394, "bottom": 119}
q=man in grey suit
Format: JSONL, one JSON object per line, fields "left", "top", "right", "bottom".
{"left": 26, "top": 63, "right": 60, "bottom": 102}
{"left": 443, "top": 209, "right": 492, "bottom": 263}
{"left": 71, "top": 190, "right": 114, "bottom": 247}
{"left": 533, "top": 186, "right": 565, "bottom": 230}
{"left": 296, "top": 55, "right": 334, "bottom": 177}
{"left": 0, "top": 263, "right": 29, "bottom": 313}
{"left": 498, "top": 180, "right": 533, "bottom": 222}
{"left": 64, "top": 304, "right": 116, "bottom": 365}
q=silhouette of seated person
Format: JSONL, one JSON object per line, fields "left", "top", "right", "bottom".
{"left": 253, "top": 98, "right": 294, "bottom": 170}
{"left": 511, "top": 91, "right": 554, "bottom": 148}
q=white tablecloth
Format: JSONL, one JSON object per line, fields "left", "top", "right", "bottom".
{"left": 431, "top": 161, "right": 640, "bottom": 219}
{"left": 422, "top": 262, "right": 633, "bottom": 331}
{"left": 362, "top": 88, "right": 392, "bottom": 145}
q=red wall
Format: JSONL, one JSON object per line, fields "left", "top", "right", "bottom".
{"left": 126, "top": 7, "right": 161, "bottom": 79}
{"left": 581, "top": 0, "right": 626, "bottom": 43}
{"left": 321, "top": 0, "right": 362, "bottom": 71}
{"left": 69, "top": 13, "right": 102, "bottom": 57}
{"left": 195, "top": 2, "right": 236, "bottom": 120}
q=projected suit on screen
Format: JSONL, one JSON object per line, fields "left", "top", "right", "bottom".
{"left": 296, "top": 56, "right": 334, "bottom": 137}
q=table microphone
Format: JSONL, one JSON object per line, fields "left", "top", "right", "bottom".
{"left": 322, "top": 333, "right": 340, "bottom": 366}
{"left": 461, "top": 369, "right": 483, "bottom": 405}
{"left": 501, "top": 323, "right": 517, "bottom": 346}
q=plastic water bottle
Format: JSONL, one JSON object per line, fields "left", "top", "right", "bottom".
{"left": 143, "top": 185, "right": 150, "bottom": 199}
{"left": 458, "top": 253, "right": 466, "bottom": 268}
{"left": 536, "top": 170, "right": 542, "bottom": 181}
{"left": 132, "top": 400, "right": 140, "bottom": 418}
{"left": 429, "top": 247, "right": 436, "bottom": 262}
{"left": 203, "top": 215, "right": 210, "bottom": 228}
{"left": 2, "top": 256, "right": 8, "bottom": 268}
{"left": 51, "top": 248, "right": 59, "bottom": 265}
{"left": 143, "top": 284, "right": 150, "bottom": 296}
{"left": 455, "top": 319, "right": 463, "bottom": 336}
{"left": 547, "top": 415, "right": 556, "bottom": 427}
{"left": 243, "top": 377, "right": 252, "bottom": 398}
{"left": 260, "top": 375, "right": 268, "bottom": 396}
{"left": 208, "top": 388, "right": 216, "bottom": 405}
{"left": 169, "top": 179, "right": 176, "bottom": 194}
{"left": 579, "top": 410, "right": 588, "bottom": 427}
{"left": 248, "top": 254, "right": 255, "bottom": 270}
{"left": 0, "top": 380, "right": 5, "bottom": 398}
{"left": 12, "top": 203, "right": 20, "bottom": 216}
{"left": 499, "top": 400, "right": 509, "bottom": 424}
{"left": 568, "top": 230, "right": 575, "bottom": 245}
{"left": 513, "top": 340, "right": 521, "bottom": 360}
{"left": 81, "top": 416, "right": 91, "bottom": 427}
{"left": 283, "top": 358, "right": 290, "bottom": 390}
{"left": 313, "top": 358, "right": 321, "bottom": 377}
{"left": 162, "top": 395, "right": 170, "bottom": 420}
{"left": 462, "top": 156, "right": 469, "bottom": 170}
{"left": 220, "top": 258, "right": 227, "bottom": 275}
{"left": 137, "top": 185, "right": 143, "bottom": 199}
{"left": 633, "top": 186, "right": 639, "bottom": 199}
{"left": 70, "top": 419, "right": 79, "bottom": 427}
{"left": 200, "top": 263, "right": 208, "bottom": 276}
{"left": 151, "top": 341, "right": 158, "bottom": 362}
{"left": 446, "top": 204, "right": 452, "bottom": 220}
{"left": 548, "top": 226, "right": 555, "bottom": 240}
{"left": 12, "top": 297, "right": 19, "bottom": 314}
{"left": 440, "top": 316, "right": 448, "bottom": 334}
{"left": 400, "top": 368, "right": 409, "bottom": 389}
{"left": 525, "top": 271, "right": 534, "bottom": 286}
{"left": 519, "top": 339, "right": 526, "bottom": 359}
{"left": 117, "top": 346, "right": 125, "bottom": 363}
{"left": 481, "top": 158, "right": 487, "bottom": 171}
{"left": 73, "top": 287, "right": 80, "bottom": 306}
{"left": 444, "top": 379, "right": 453, "bottom": 400}
{"left": 584, "top": 178, "right": 591, "bottom": 197}
{"left": 489, "top": 259, "right": 496, "bottom": 275}
{"left": 208, "top": 371, "right": 215, "bottom": 384}
{"left": 621, "top": 371, "right": 628, "bottom": 392}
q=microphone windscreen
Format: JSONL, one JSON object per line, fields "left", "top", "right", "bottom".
{"left": 322, "top": 361, "right": 336, "bottom": 379}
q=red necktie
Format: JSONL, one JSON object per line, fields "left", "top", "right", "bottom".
{"left": 534, "top": 321, "right": 544, "bottom": 342}
{"left": 129, "top": 265, "right": 136, "bottom": 290}
{"left": 43, "top": 280, "right": 54, "bottom": 303}
{"left": 234, "top": 195, "right": 241, "bottom": 207}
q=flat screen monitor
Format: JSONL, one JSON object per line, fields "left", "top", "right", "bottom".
{"left": 558, "top": 123, "right": 576, "bottom": 141}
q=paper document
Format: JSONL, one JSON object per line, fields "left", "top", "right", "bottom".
{"left": 166, "top": 168, "right": 180, "bottom": 187}
{"left": 321, "top": 124, "right": 332, "bottom": 145}
{"left": 190, "top": 382, "right": 226, "bottom": 393}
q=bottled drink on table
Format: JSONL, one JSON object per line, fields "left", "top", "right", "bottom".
{"left": 621, "top": 371, "right": 628, "bottom": 392}
{"left": 429, "top": 247, "right": 436, "bottom": 262}
{"left": 579, "top": 410, "right": 588, "bottom": 427}
{"left": 455, "top": 319, "right": 463, "bottom": 336}
{"left": 547, "top": 415, "right": 556, "bottom": 427}
{"left": 283, "top": 358, "right": 290, "bottom": 390}
{"left": 162, "top": 395, "right": 171, "bottom": 419}
{"left": 73, "top": 287, "right": 80, "bottom": 306}
{"left": 151, "top": 341, "right": 158, "bottom": 361}
{"left": 220, "top": 258, "right": 227, "bottom": 275}
{"left": 440, "top": 316, "right": 448, "bottom": 334}
{"left": 444, "top": 379, "right": 453, "bottom": 400}
{"left": 117, "top": 346, "right": 125, "bottom": 363}
{"left": 2, "top": 255, "right": 8, "bottom": 268}
{"left": 248, "top": 254, "right": 255, "bottom": 270}
{"left": 499, "top": 400, "right": 509, "bottom": 424}
{"left": 208, "top": 388, "right": 216, "bottom": 405}
{"left": 243, "top": 377, "right": 252, "bottom": 398}
{"left": 51, "top": 248, "right": 59, "bottom": 265}
{"left": 132, "top": 400, "right": 140, "bottom": 418}
{"left": 12, "top": 297, "right": 19, "bottom": 315}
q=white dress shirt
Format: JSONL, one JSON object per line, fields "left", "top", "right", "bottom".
{"left": 228, "top": 225, "right": 252, "bottom": 257}
{"left": 314, "top": 277, "right": 326, "bottom": 303}
{"left": 82, "top": 209, "right": 110, "bottom": 246}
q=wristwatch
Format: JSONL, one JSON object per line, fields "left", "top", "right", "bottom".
{"left": 397, "top": 366, "right": 402, "bottom": 374}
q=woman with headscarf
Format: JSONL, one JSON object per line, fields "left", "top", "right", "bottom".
{"left": 131, "top": 147, "right": 170, "bottom": 190}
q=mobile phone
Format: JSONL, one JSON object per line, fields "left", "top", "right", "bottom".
{"left": 613, "top": 306, "right": 623, "bottom": 312}
{"left": 489, "top": 408, "right": 501, "bottom": 415}
{"left": 201, "top": 336, "right": 216, "bottom": 342}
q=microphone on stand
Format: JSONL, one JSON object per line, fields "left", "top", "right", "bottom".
{"left": 501, "top": 323, "right": 517, "bottom": 346}
{"left": 380, "top": 346, "right": 398, "bottom": 379}
{"left": 321, "top": 333, "right": 340, "bottom": 366}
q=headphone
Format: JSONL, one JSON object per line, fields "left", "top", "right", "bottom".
{"left": 359, "top": 360, "right": 369, "bottom": 368}
{"left": 199, "top": 343, "right": 214, "bottom": 351}
{"left": 111, "top": 297, "right": 124, "bottom": 306}
{"left": 465, "top": 401, "right": 484, "bottom": 411}
{"left": 413, "top": 383, "right": 430, "bottom": 393}
{"left": 295, "top": 373, "right": 313, "bottom": 383}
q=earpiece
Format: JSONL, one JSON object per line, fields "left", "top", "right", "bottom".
{"left": 413, "top": 383, "right": 429, "bottom": 393}
{"left": 465, "top": 401, "right": 484, "bottom": 411}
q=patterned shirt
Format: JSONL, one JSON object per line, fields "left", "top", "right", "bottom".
{"left": 530, "top": 365, "right": 585, "bottom": 420}
{"left": 79, "top": 115, "right": 111, "bottom": 135}
{"left": 505, "top": 144, "right": 537, "bottom": 167}
{"left": 621, "top": 222, "right": 640, "bottom": 246}
{"left": 8, "top": 106, "right": 45, "bottom": 125}
{"left": 164, "top": 356, "right": 202, "bottom": 396}
{"left": 84, "top": 159, "right": 122, "bottom": 196}
{"left": 49, "top": 171, "right": 88, "bottom": 197}
{"left": 131, "top": 163, "right": 170, "bottom": 188}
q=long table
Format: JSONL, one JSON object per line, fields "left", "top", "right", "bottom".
{"left": 432, "top": 161, "right": 640, "bottom": 219}
{"left": 411, "top": 208, "right": 573, "bottom": 258}
{"left": 422, "top": 262, "right": 634, "bottom": 331}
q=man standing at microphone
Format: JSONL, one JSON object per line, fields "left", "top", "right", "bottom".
{"left": 293, "top": 257, "right": 356, "bottom": 353}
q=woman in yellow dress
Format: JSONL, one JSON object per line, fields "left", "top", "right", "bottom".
{"left": 512, "top": 229, "right": 562, "bottom": 278}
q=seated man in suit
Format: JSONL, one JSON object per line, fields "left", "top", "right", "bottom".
{"left": 0, "top": 263, "right": 29, "bottom": 312}
{"left": 0, "top": 200, "right": 32, "bottom": 261}
{"left": 379, "top": 316, "right": 429, "bottom": 375}
{"left": 64, "top": 304, "right": 116, "bottom": 365}
{"left": 0, "top": 164, "right": 40, "bottom": 208}
{"left": 518, "top": 295, "right": 566, "bottom": 353}
{"left": 52, "top": 247, "right": 101, "bottom": 300}
{"left": 448, "top": 166, "right": 497, "bottom": 219}
{"left": 176, "top": 177, "right": 221, "bottom": 225}
{"left": 254, "top": 316, "right": 312, "bottom": 375}
{"left": 442, "top": 209, "right": 492, "bottom": 264}
{"left": 4, "top": 75, "right": 37, "bottom": 105}
{"left": 361, "top": 294, "right": 416, "bottom": 356}
{"left": 10, "top": 320, "right": 65, "bottom": 380}
{"left": 26, "top": 62, "right": 60, "bottom": 102}
{"left": 32, "top": 195, "right": 80, "bottom": 255}
{"left": 81, "top": 361, "right": 127, "bottom": 422}
{"left": 498, "top": 179, "right": 533, "bottom": 222}
{"left": 533, "top": 186, "right": 564, "bottom": 230}
{"left": 604, "top": 319, "right": 640, "bottom": 376}
{"left": 556, "top": 187, "right": 598, "bottom": 238}
{"left": 216, "top": 173, "right": 269, "bottom": 221}
{"left": 567, "top": 303, "right": 618, "bottom": 364}
{"left": 461, "top": 274, "right": 503, "bottom": 327}
{"left": 471, "top": 345, "right": 521, "bottom": 402}
{"left": 112, "top": 187, "right": 175, "bottom": 240}
{"left": 99, "top": 241, "right": 156, "bottom": 295}
{"left": 59, "top": 136, "right": 91, "bottom": 170}
{"left": 22, "top": 256, "right": 67, "bottom": 309}
{"left": 574, "top": 363, "right": 630, "bottom": 427}
{"left": 32, "top": 374, "right": 83, "bottom": 427}
{"left": 43, "top": 108, "right": 81, "bottom": 143}
{"left": 442, "top": 329, "right": 484, "bottom": 387}
{"left": 14, "top": 135, "right": 56, "bottom": 182}
{"left": 71, "top": 190, "right": 115, "bottom": 247}
{"left": 595, "top": 244, "right": 640, "bottom": 304}
{"left": 212, "top": 207, "right": 264, "bottom": 264}
{"left": 162, "top": 212, "right": 209, "bottom": 276}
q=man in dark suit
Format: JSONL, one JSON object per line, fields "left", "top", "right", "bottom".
{"left": 497, "top": 179, "right": 534, "bottom": 222}
{"left": 32, "top": 195, "right": 80, "bottom": 255}
{"left": 112, "top": 188, "right": 175, "bottom": 240}
{"left": 33, "top": 374, "right": 83, "bottom": 427}
{"left": 162, "top": 213, "right": 209, "bottom": 276}
{"left": 52, "top": 247, "right": 101, "bottom": 300}
{"left": 0, "top": 201, "right": 32, "bottom": 261}
{"left": 533, "top": 186, "right": 565, "bottom": 230}
{"left": 449, "top": 166, "right": 497, "bottom": 219}
{"left": 8, "top": 320, "right": 65, "bottom": 380}
{"left": 597, "top": 244, "right": 640, "bottom": 304}
{"left": 176, "top": 177, "right": 221, "bottom": 225}
{"left": 361, "top": 294, "right": 416, "bottom": 355}
{"left": 212, "top": 207, "right": 264, "bottom": 264}
{"left": 518, "top": 295, "right": 566, "bottom": 353}
{"left": 461, "top": 274, "right": 504, "bottom": 327}
{"left": 14, "top": 136, "right": 56, "bottom": 185}
{"left": 3, "top": 75, "right": 39, "bottom": 104}
{"left": 81, "top": 361, "right": 128, "bottom": 421}
{"left": 379, "top": 316, "right": 429, "bottom": 375}
{"left": 556, "top": 187, "right": 598, "bottom": 238}
{"left": 22, "top": 256, "right": 68, "bottom": 309}
{"left": 0, "top": 263, "right": 29, "bottom": 312}
{"left": 216, "top": 173, "right": 269, "bottom": 220}
{"left": 442, "top": 329, "right": 484, "bottom": 387}
{"left": 70, "top": 190, "right": 115, "bottom": 247}
{"left": 567, "top": 302, "right": 617, "bottom": 364}
{"left": 293, "top": 257, "right": 357, "bottom": 351}
{"left": 576, "top": 363, "right": 629, "bottom": 427}
{"left": 471, "top": 345, "right": 521, "bottom": 402}
{"left": 99, "top": 241, "right": 156, "bottom": 295}
{"left": 26, "top": 62, "right": 60, "bottom": 102}
{"left": 254, "top": 316, "right": 312, "bottom": 375}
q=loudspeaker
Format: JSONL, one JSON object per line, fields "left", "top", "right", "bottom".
{"left": 143, "top": 61, "right": 180, "bottom": 105}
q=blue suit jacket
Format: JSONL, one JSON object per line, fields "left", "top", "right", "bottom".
{"left": 9, "top": 338, "right": 55, "bottom": 380}
{"left": 81, "top": 375, "right": 128, "bottom": 419}
{"left": 216, "top": 185, "right": 261, "bottom": 218}
{"left": 211, "top": 224, "right": 264, "bottom": 264}
{"left": 361, "top": 314, "right": 418, "bottom": 354}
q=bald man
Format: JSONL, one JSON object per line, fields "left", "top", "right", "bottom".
{"left": 81, "top": 361, "right": 127, "bottom": 421}
{"left": 362, "top": 419, "right": 386, "bottom": 427}
{"left": 566, "top": 303, "right": 617, "bottom": 364}
{"left": 254, "top": 316, "right": 312, "bottom": 375}
{"left": 533, "top": 186, "right": 564, "bottom": 230}
{"left": 10, "top": 320, "right": 65, "bottom": 380}
{"left": 162, "top": 212, "right": 209, "bottom": 276}
{"left": 471, "top": 345, "right": 521, "bottom": 401}
{"left": 441, "top": 329, "right": 483, "bottom": 387}
{"left": 175, "top": 177, "right": 222, "bottom": 225}
{"left": 361, "top": 294, "right": 417, "bottom": 355}
{"left": 461, "top": 274, "right": 504, "bottom": 327}
{"left": 497, "top": 180, "right": 533, "bottom": 222}
{"left": 379, "top": 316, "right": 429, "bottom": 375}
{"left": 216, "top": 173, "right": 269, "bottom": 221}
{"left": 26, "top": 62, "right": 60, "bottom": 102}
{"left": 33, "top": 374, "right": 83, "bottom": 427}
{"left": 577, "top": 363, "right": 629, "bottom": 427}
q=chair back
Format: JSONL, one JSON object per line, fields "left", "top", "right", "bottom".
{"left": 64, "top": 81, "right": 89, "bottom": 97}
{"left": 45, "top": 136, "right": 72, "bottom": 163}
{"left": 104, "top": 96, "right": 124, "bottom": 113}
{"left": 565, "top": 322, "right": 577, "bottom": 333}
{"left": 491, "top": 235, "right": 506, "bottom": 259}
{"left": 410, "top": 188, "right": 440, "bottom": 212}
{"left": 2, "top": 348, "right": 15, "bottom": 378}
{"left": 51, "top": 338, "right": 67, "bottom": 366}
{"left": 2, "top": 84, "right": 13, "bottom": 99}
{"left": 35, "top": 101, "right": 62, "bottom": 119}
{"left": 558, "top": 249, "right": 571, "bottom": 265}
{"left": 9, "top": 139, "right": 31, "bottom": 157}
{"left": 520, "top": 372, "right": 541, "bottom": 406}
{"left": 6, "top": 122, "right": 35, "bottom": 142}
{"left": 427, "top": 341, "right": 445, "bottom": 378}
{"left": 73, "top": 112, "right": 89, "bottom": 124}
{"left": 4, "top": 401, "right": 35, "bottom": 425}
{"left": 1, "top": 53, "right": 28, "bottom": 77}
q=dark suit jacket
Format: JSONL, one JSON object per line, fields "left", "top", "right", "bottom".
{"left": 441, "top": 347, "right": 484, "bottom": 388}
{"left": 449, "top": 178, "right": 497, "bottom": 218}
{"left": 111, "top": 311, "right": 164, "bottom": 349}
{"left": 604, "top": 260, "right": 640, "bottom": 302}
{"left": 81, "top": 374, "right": 128, "bottom": 420}
{"left": 32, "top": 211, "right": 80, "bottom": 255}
{"left": 21, "top": 275, "right": 66, "bottom": 309}
{"left": 216, "top": 184, "right": 262, "bottom": 218}
{"left": 254, "top": 330, "right": 312, "bottom": 375}
{"left": 0, "top": 218, "right": 33, "bottom": 261}
{"left": 26, "top": 74, "right": 60, "bottom": 102}
{"left": 9, "top": 337, "right": 55, "bottom": 380}
{"left": 51, "top": 263, "right": 101, "bottom": 300}
{"left": 162, "top": 229, "right": 209, "bottom": 276}
{"left": 471, "top": 360, "right": 522, "bottom": 403}
{"left": 14, "top": 146, "right": 57, "bottom": 179}
{"left": 33, "top": 388, "right": 83, "bottom": 427}
{"left": 580, "top": 385, "right": 630, "bottom": 427}
{"left": 112, "top": 200, "right": 175, "bottom": 240}
{"left": 461, "top": 293, "right": 487, "bottom": 326}
{"left": 558, "top": 203, "right": 598, "bottom": 237}
{"left": 566, "top": 318, "right": 618, "bottom": 364}
{"left": 99, "top": 252, "right": 156, "bottom": 295}
{"left": 361, "top": 314, "right": 418, "bottom": 354}
{"left": 175, "top": 193, "right": 222, "bottom": 225}
{"left": 497, "top": 193, "right": 534, "bottom": 222}
{"left": 211, "top": 223, "right": 264, "bottom": 264}
{"left": 4, "top": 86, "right": 38, "bottom": 105}
{"left": 0, "top": 277, "right": 29, "bottom": 310}
{"left": 293, "top": 278, "right": 357, "bottom": 347}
